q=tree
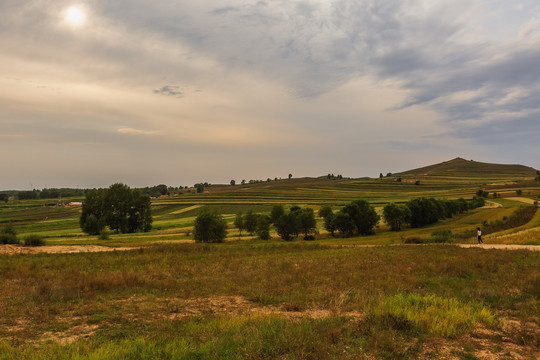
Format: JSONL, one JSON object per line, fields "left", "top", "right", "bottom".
{"left": 341, "top": 200, "right": 380, "bottom": 235}
{"left": 0, "top": 194, "right": 8, "bottom": 203}
{"left": 275, "top": 212, "right": 299, "bottom": 241}
{"left": 241, "top": 179, "right": 246, "bottom": 185}
{"left": 243, "top": 211, "right": 258, "bottom": 235}
{"left": 195, "top": 184, "right": 205, "bottom": 193}
{"left": 270, "top": 205, "right": 285, "bottom": 223}
{"left": 193, "top": 210, "right": 227, "bottom": 243}
{"left": 332, "top": 212, "right": 355, "bottom": 237}
{"left": 80, "top": 188, "right": 107, "bottom": 235}
{"left": 105, "top": 183, "right": 133, "bottom": 233}
{"left": 230, "top": 180, "right": 236, "bottom": 186}
{"left": 324, "top": 212, "right": 337, "bottom": 236}
{"left": 379, "top": 173, "right": 383, "bottom": 180}
{"left": 80, "top": 184, "right": 152, "bottom": 235}
{"left": 256, "top": 215, "right": 271, "bottom": 240}
{"left": 234, "top": 213, "right": 244, "bottom": 237}
{"left": 288, "top": 173, "right": 292, "bottom": 179}
{"left": 318, "top": 205, "right": 333, "bottom": 219}
{"left": 383, "top": 203, "right": 411, "bottom": 231}
{"left": 297, "top": 208, "right": 316, "bottom": 239}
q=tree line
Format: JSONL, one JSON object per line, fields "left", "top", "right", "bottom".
{"left": 194, "top": 196, "right": 486, "bottom": 242}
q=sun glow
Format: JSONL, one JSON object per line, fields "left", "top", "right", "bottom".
{"left": 66, "top": 6, "right": 85, "bottom": 26}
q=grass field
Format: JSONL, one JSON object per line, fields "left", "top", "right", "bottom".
{"left": 1, "top": 160, "right": 539, "bottom": 359}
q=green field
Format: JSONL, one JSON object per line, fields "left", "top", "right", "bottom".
{"left": 1, "top": 159, "right": 539, "bottom": 359}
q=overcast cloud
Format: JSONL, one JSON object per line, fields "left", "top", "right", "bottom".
{"left": 1, "top": 0, "right": 539, "bottom": 189}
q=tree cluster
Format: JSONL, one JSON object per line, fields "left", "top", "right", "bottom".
{"left": 140, "top": 184, "right": 169, "bottom": 197}
{"left": 320, "top": 200, "right": 380, "bottom": 237}
{"left": 80, "top": 183, "right": 152, "bottom": 235}
{"left": 235, "top": 211, "right": 272, "bottom": 240}
{"left": 406, "top": 197, "right": 484, "bottom": 228}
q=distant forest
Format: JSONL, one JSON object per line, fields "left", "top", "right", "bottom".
{"left": 0, "top": 184, "right": 175, "bottom": 201}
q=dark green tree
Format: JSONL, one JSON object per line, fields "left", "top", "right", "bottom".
{"left": 270, "top": 205, "right": 285, "bottom": 223}
{"left": 234, "top": 213, "right": 244, "bottom": 237}
{"left": 230, "top": 180, "right": 236, "bottom": 186}
{"left": 275, "top": 212, "right": 299, "bottom": 241}
{"left": 0, "top": 194, "right": 8, "bottom": 203}
{"left": 383, "top": 203, "right": 411, "bottom": 231}
{"left": 297, "top": 208, "right": 316, "bottom": 239}
{"left": 80, "top": 184, "right": 152, "bottom": 235}
{"left": 332, "top": 212, "right": 355, "bottom": 237}
{"left": 193, "top": 210, "right": 227, "bottom": 243}
{"left": 256, "top": 215, "right": 271, "bottom": 240}
{"left": 244, "top": 211, "right": 258, "bottom": 235}
{"left": 318, "top": 205, "right": 333, "bottom": 219}
{"left": 324, "top": 212, "right": 337, "bottom": 236}
{"left": 341, "top": 200, "right": 380, "bottom": 235}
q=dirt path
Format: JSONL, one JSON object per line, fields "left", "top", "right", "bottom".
{"left": 0, "top": 244, "right": 138, "bottom": 255}
{"left": 335, "top": 244, "right": 540, "bottom": 251}
{"left": 455, "top": 244, "right": 540, "bottom": 251}
{"left": 505, "top": 197, "right": 538, "bottom": 205}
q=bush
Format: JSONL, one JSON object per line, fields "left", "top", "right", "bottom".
{"left": 99, "top": 228, "right": 111, "bottom": 240}
{"left": 0, "top": 224, "right": 18, "bottom": 244}
{"left": 22, "top": 234, "right": 45, "bottom": 247}
{"left": 403, "top": 237, "right": 424, "bottom": 244}
{"left": 427, "top": 229, "right": 452, "bottom": 243}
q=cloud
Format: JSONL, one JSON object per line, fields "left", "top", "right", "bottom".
{"left": 153, "top": 85, "right": 183, "bottom": 98}
{"left": 117, "top": 127, "right": 160, "bottom": 136}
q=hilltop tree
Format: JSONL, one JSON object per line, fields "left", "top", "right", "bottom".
{"left": 193, "top": 210, "right": 227, "bottom": 243}
{"left": 230, "top": 180, "right": 236, "bottom": 186}
{"left": 288, "top": 173, "right": 292, "bottom": 179}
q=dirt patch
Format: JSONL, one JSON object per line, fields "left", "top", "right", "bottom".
{"left": 114, "top": 294, "right": 364, "bottom": 322}
{"left": 0, "top": 244, "right": 138, "bottom": 255}
{"left": 483, "top": 200, "right": 503, "bottom": 208}
{"left": 506, "top": 197, "right": 538, "bottom": 205}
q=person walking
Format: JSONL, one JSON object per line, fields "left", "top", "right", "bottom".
{"left": 477, "top": 227, "right": 483, "bottom": 245}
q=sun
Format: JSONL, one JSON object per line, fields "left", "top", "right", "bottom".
{"left": 65, "top": 6, "right": 85, "bottom": 26}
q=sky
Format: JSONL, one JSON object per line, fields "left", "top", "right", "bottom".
{"left": 1, "top": 0, "right": 539, "bottom": 190}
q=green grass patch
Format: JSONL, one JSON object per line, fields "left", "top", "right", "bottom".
{"left": 371, "top": 293, "right": 497, "bottom": 338}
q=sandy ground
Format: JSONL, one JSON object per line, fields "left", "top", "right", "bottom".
{"left": 505, "top": 197, "right": 538, "bottom": 205}
{"left": 0, "top": 244, "right": 138, "bottom": 255}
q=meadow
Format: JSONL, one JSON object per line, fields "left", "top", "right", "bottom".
{"left": 1, "top": 159, "right": 539, "bottom": 359}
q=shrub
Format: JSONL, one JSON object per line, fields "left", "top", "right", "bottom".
{"left": 0, "top": 223, "right": 18, "bottom": 244}
{"left": 403, "top": 237, "right": 424, "bottom": 244}
{"left": 99, "top": 228, "right": 111, "bottom": 240}
{"left": 427, "top": 229, "right": 452, "bottom": 243}
{"left": 22, "top": 234, "right": 45, "bottom": 247}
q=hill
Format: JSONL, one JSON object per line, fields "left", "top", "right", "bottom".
{"left": 397, "top": 157, "right": 537, "bottom": 178}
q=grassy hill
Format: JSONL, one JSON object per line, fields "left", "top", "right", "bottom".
{"left": 397, "top": 157, "right": 537, "bottom": 178}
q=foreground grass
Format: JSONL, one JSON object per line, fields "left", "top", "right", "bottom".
{"left": 1, "top": 243, "right": 538, "bottom": 359}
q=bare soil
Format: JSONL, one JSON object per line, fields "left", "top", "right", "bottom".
{"left": 0, "top": 244, "right": 137, "bottom": 255}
